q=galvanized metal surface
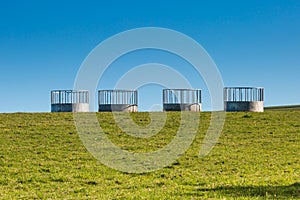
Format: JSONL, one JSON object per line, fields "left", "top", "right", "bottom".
{"left": 98, "top": 90, "right": 138, "bottom": 112}
{"left": 223, "top": 87, "right": 264, "bottom": 112}
{"left": 224, "top": 87, "right": 264, "bottom": 102}
{"left": 163, "top": 89, "right": 201, "bottom": 104}
{"left": 50, "top": 90, "right": 89, "bottom": 112}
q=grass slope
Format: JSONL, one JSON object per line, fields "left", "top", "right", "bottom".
{"left": 265, "top": 105, "right": 300, "bottom": 111}
{"left": 0, "top": 111, "right": 299, "bottom": 199}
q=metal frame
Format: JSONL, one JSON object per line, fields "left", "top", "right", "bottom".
{"left": 98, "top": 90, "right": 138, "bottom": 105}
{"left": 224, "top": 87, "right": 264, "bottom": 102}
{"left": 163, "top": 89, "right": 201, "bottom": 104}
{"left": 51, "top": 90, "right": 89, "bottom": 104}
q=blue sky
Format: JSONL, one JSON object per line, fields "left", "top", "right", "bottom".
{"left": 0, "top": 0, "right": 299, "bottom": 112}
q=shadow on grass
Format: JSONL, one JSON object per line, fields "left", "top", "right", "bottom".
{"left": 199, "top": 182, "right": 300, "bottom": 199}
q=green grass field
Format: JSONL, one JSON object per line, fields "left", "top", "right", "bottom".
{"left": 0, "top": 111, "right": 299, "bottom": 199}
{"left": 265, "top": 105, "right": 300, "bottom": 111}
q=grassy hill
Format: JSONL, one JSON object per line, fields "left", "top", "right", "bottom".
{"left": 265, "top": 104, "right": 300, "bottom": 111}
{"left": 0, "top": 111, "right": 299, "bottom": 199}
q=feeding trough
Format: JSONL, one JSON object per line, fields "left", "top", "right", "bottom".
{"left": 98, "top": 90, "right": 138, "bottom": 112}
{"left": 224, "top": 87, "right": 264, "bottom": 112}
{"left": 51, "top": 90, "right": 89, "bottom": 112}
{"left": 163, "top": 89, "right": 202, "bottom": 112}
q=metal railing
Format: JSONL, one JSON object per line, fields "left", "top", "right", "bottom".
{"left": 98, "top": 90, "right": 138, "bottom": 105}
{"left": 51, "top": 90, "right": 89, "bottom": 104}
{"left": 163, "top": 89, "right": 201, "bottom": 104}
{"left": 224, "top": 87, "right": 264, "bottom": 102}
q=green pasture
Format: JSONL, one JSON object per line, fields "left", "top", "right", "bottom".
{"left": 0, "top": 111, "right": 299, "bottom": 199}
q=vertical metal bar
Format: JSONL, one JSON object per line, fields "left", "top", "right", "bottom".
{"left": 64, "top": 91, "right": 66, "bottom": 104}
{"left": 179, "top": 90, "right": 181, "bottom": 103}
{"left": 166, "top": 90, "right": 168, "bottom": 103}
{"left": 173, "top": 90, "right": 175, "bottom": 103}
{"left": 58, "top": 91, "right": 61, "bottom": 104}
{"left": 98, "top": 91, "right": 100, "bottom": 105}
{"left": 106, "top": 91, "right": 108, "bottom": 104}
{"left": 240, "top": 88, "right": 242, "bottom": 101}
{"left": 249, "top": 89, "right": 252, "bottom": 101}
{"left": 166, "top": 90, "right": 167, "bottom": 103}
{"left": 233, "top": 88, "right": 235, "bottom": 101}
{"left": 71, "top": 91, "right": 74, "bottom": 103}
{"left": 128, "top": 91, "right": 130, "bottom": 104}
{"left": 122, "top": 91, "right": 124, "bottom": 104}
{"left": 200, "top": 90, "right": 202, "bottom": 103}
{"left": 193, "top": 90, "right": 195, "bottom": 104}
{"left": 72, "top": 91, "right": 74, "bottom": 103}
{"left": 174, "top": 90, "right": 176, "bottom": 103}
{"left": 166, "top": 90, "right": 168, "bottom": 104}
{"left": 100, "top": 91, "right": 102, "bottom": 105}
{"left": 130, "top": 91, "right": 132, "bottom": 104}
{"left": 227, "top": 88, "right": 229, "bottom": 101}
{"left": 106, "top": 91, "right": 107, "bottom": 104}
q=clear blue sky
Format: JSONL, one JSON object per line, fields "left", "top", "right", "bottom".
{"left": 0, "top": 0, "right": 299, "bottom": 112}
